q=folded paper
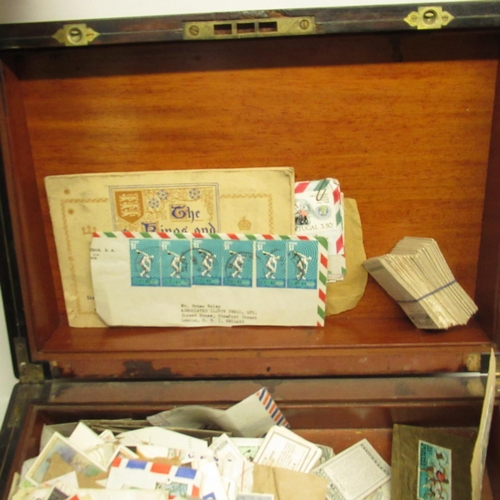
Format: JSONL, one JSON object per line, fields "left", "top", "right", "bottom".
{"left": 148, "top": 387, "right": 289, "bottom": 438}
{"left": 326, "top": 198, "right": 367, "bottom": 315}
{"left": 90, "top": 232, "right": 328, "bottom": 327}
{"left": 45, "top": 167, "right": 295, "bottom": 327}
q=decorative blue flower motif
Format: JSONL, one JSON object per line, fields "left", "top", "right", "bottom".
{"left": 148, "top": 197, "right": 160, "bottom": 209}
{"left": 189, "top": 188, "right": 201, "bottom": 200}
{"left": 157, "top": 189, "right": 169, "bottom": 200}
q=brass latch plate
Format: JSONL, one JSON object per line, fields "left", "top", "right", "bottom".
{"left": 405, "top": 6, "right": 454, "bottom": 29}
{"left": 53, "top": 23, "right": 100, "bottom": 46}
{"left": 184, "top": 17, "right": 316, "bottom": 40}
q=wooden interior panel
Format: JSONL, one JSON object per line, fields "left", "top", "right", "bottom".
{"left": 1, "top": 30, "right": 499, "bottom": 377}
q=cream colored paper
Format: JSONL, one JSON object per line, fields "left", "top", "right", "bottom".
{"left": 45, "top": 167, "right": 295, "bottom": 327}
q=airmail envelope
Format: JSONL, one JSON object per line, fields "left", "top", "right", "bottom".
{"left": 90, "top": 232, "right": 328, "bottom": 327}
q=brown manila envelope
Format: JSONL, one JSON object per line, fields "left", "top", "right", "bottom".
{"left": 45, "top": 167, "right": 295, "bottom": 327}
{"left": 253, "top": 463, "right": 328, "bottom": 500}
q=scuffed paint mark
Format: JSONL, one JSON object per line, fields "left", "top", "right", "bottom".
{"left": 121, "top": 360, "right": 174, "bottom": 379}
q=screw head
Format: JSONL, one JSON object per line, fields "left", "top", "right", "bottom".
{"left": 299, "top": 19, "right": 310, "bottom": 30}
{"left": 189, "top": 25, "right": 200, "bottom": 36}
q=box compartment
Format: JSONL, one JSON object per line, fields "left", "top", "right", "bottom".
{"left": 0, "top": 376, "right": 498, "bottom": 499}
{"left": 1, "top": 29, "right": 499, "bottom": 379}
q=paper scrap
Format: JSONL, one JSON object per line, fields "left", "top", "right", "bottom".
{"left": 254, "top": 426, "right": 322, "bottom": 474}
{"left": 313, "top": 439, "right": 391, "bottom": 500}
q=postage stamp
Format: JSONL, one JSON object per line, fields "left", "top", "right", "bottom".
{"left": 156, "top": 480, "right": 189, "bottom": 496}
{"left": 25, "top": 433, "right": 105, "bottom": 486}
{"left": 256, "top": 240, "right": 286, "bottom": 288}
{"left": 192, "top": 238, "right": 223, "bottom": 286}
{"left": 418, "top": 440, "right": 452, "bottom": 500}
{"left": 160, "top": 239, "right": 192, "bottom": 287}
{"left": 286, "top": 240, "right": 318, "bottom": 289}
{"left": 222, "top": 240, "right": 254, "bottom": 287}
{"left": 129, "top": 239, "right": 161, "bottom": 286}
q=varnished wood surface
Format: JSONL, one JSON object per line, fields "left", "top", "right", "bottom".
{"left": 0, "top": 30, "right": 499, "bottom": 377}
{"left": 37, "top": 319, "right": 492, "bottom": 378}
{"left": 0, "top": 59, "right": 60, "bottom": 353}
{"left": 477, "top": 59, "right": 500, "bottom": 342}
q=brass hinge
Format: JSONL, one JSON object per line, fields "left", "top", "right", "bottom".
{"left": 14, "top": 337, "right": 45, "bottom": 384}
{"left": 184, "top": 16, "right": 316, "bottom": 40}
{"left": 405, "top": 6, "right": 454, "bottom": 30}
{"left": 53, "top": 23, "right": 100, "bottom": 46}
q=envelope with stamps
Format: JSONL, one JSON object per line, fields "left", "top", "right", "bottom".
{"left": 45, "top": 167, "right": 295, "bottom": 327}
{"left": 90, "top": 232, "right": 328, "bottom": 327}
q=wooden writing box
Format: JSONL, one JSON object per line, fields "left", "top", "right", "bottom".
{"left": 0, "top": 3, "right": 500, "bottom": 498}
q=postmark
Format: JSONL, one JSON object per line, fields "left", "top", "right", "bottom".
{"left": 192, "top": 238, "right": 223, "bottom": 286}
{"left": 286, "top": 240, "right": 318, "bottom": 289}
{"left": 222, "top": 240, "right": 253, "bottom": 287}
{"left": 129, "top": 239, "right": 161, "bottom": 286}
{"left": 418, "top": 440, "right": 452, "bottom": 500}
{"left": 256, "top": 240, "right": 286, "bottom": 288}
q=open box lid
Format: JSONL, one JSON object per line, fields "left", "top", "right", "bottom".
{"left": 0, "top": 3, "right": 499, "bottom": 382}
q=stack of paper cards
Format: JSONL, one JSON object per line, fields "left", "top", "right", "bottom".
{"left": 90, "top": 232, "right": 328, "bottom": 327}
{"left": 295, "top": 178, "right": 345, "bottom": 282}
{"left": 363, "top": 237, "right": 478, "bottom": 329}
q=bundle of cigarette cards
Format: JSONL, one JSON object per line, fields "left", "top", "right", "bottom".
{"left": 10, "top": 390, "right": 391, "bottom": 500}
{"left": 363, "top": 237, "right": 478, "bottom": 330}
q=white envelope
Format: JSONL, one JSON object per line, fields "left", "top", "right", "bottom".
{"left": 148, "top": 387, "right": 289, "bottom": 438}
{"left": 90, "top": 232, "right": 328, "bottom": 327}
{"left": 116, "top": 427, "right": 208, "bottom": 454}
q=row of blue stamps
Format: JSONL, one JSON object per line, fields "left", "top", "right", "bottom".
{"left": 129, "top": 238, "right": 318, "bottom": 289}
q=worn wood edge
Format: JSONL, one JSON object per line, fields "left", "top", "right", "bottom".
{"left": 37, "top": 344, "right": 493, "bottom": 379}
{"left": 43, "top": 375, "right": 487, "bottom": 404}
{"left": 0, "top": 2, "right": 500, "bottom": 50}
